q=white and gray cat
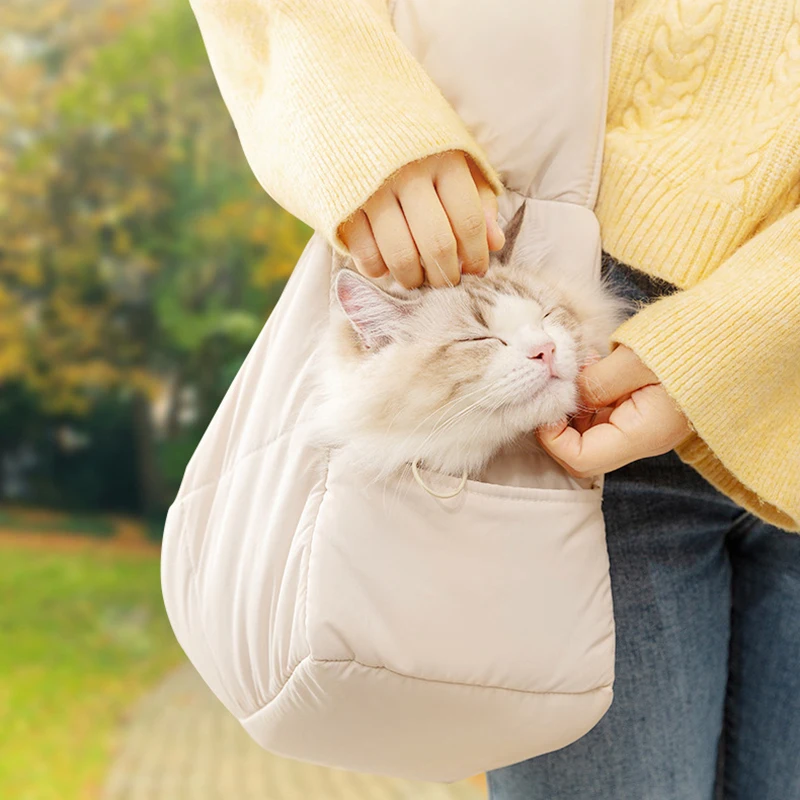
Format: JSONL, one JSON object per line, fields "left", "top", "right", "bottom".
{"left": 314, "top": 204, "right": 625, "bottom": 481}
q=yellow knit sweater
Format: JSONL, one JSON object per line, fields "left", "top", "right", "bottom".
{"left": 190, "top": 0, "right": 800, "bottom": 532}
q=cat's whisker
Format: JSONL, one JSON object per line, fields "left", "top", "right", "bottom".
{"left": 418, "top": 381, "right": 515, "bottom": 458}
{"left": 391, "top": 379, "right": 507, "bottom": 456}
{"left": 385, "top": 378, "right": 489, "bottom": 440}
{"left": 578, "top": 373, "right": 611, "bottom": 402}
{"left": 415, "top": 400, "right": 489, "bottom": 459}
{"left": 390, "top": 379, "right": 517, "bottom": 485}
{"left": 455, "top": 382, "right": 524, "bottom": 468}
{"left": 416, "top": 395, "right": 497, "bottom": 459}
{"left": 427, "top": 384, "right": 509, "bottom": 438}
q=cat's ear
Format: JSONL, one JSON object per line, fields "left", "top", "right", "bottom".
{"left": 334, "top": 270, "right": 414, "bottom": 349}
{"left": 495, "top": 202, "right": 527, "bottom": 266}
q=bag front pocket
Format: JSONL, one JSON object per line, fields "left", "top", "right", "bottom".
{"left": 306, "top": 451, "right": 614, "bottom": 697}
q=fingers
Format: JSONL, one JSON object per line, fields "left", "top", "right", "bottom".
{"left": 364, "top": 189, "right": 423, "bottom": 289}
{"left": 341, "top": 150, "right": 504, "bottom": 289}
{"left": 467, "top": 156, "right": 505, "bottom": 252}
{"left": 435, "top": 157, "right": 489, "bottom": 275}
{"left": 538, "top": 384, "right": 693, "bottom": 478}
{"left": 578, "top": 345, "right": 659, "bottom": 409}
{"left": 571, "top": 406, "right": 613, "bottom": 435}
{"left": 580, "top": 348, "right": 603, "bottom": 370}
{"left": 538, "top": 417, "right": 637, "bottom": 478}
{"left": 339, "top": 210, "right": 388, "bottom": 279}
{"left": 397, "top": 177, "right": 461, "bottom": 288}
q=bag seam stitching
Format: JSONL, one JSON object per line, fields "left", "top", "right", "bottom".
{"left": 585, "top": 0, "right": 615, "bottom": 208}
{"left": 173, "top": 428, "right": 294, "bottom": 506}
{"left": 173, "top": 433, "right": 601, "bottom": 511}
{"left": 241, "top": 656, "right": 612, "bottom": 723}
{"left": 304, "top": 451, "right": 332, "bottom": 660}
{"left": 176, "top": 509, "right": 247, "bottom": 717}
{"left": 311, "top": 657, "right": 613, "bottom": 697}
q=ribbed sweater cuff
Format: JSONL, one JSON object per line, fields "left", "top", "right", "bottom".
{"left": 596, "top": 152, "right": 753, "bottom": 287}
{"left": 610, "top": 208, "right": 800, "bottom": 532}
{"left": 675, "top": 435, "right": 796, "bottom": 531}
{"left": 258, "top": 2, "right": 503, "bottom": 251}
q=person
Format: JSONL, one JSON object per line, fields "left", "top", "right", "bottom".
{"left": 187, "top": 0, "right": 800, "bottom": 796}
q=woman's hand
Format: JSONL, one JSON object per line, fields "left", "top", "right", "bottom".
{"left": 537, "top": 345, "right": 694, "bottom": 478}
{"left": 339, "top": 151, "right": 506, "bottom": 289}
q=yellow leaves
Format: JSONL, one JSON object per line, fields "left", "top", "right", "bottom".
{"left": 15, "top": 258, "right": 44, "bottom": 288}
{"left": 195, "top": 199, "right": 259, "bottom": 241}
{"left": 252, "top": 208, "right": 312, "bottom": 286}
{"left": 252, "top": 251, "right": 294, "bottom": 285}
{"left": 0, "top": 0, "right": 68, "bottom": 36}
{"left": 0, "top": 285, "right": 29, "bottom": 381}
{"left": 0, "top": 0, "right": 313, "bottom": 418}
{"left": 0, "top": 338, "right": 29, "bottom": 383}
{"left": 127, "top": 369, "right": 162, "bottom": 400}
{"left": 101, "top": 8, "right": 129, "bottom": 36}
{"left": 2, "top": 235, "right": 45, "bottom": 287}
{"left": 192, "top": 197, "right": 310, "bottom": 288}
{"left": 49, "top": 294, "right": 96, "bottom": 341}
{"left": 26, "top": 361, "right": 161, "bottom": 416}
{"left": 60, "top": 361, "right": 121, "bottom": 390}
{"left": 111, "top": 229, "right": 131, "bottom": 257}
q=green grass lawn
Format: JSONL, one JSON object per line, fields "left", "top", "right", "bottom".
{"left": 0, "top": 544, "right": 183, "bottom": 800}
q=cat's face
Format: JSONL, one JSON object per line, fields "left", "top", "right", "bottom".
{"left": 319, "top": 205, "right": 623, "bottom": 477}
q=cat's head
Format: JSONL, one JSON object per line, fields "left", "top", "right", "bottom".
{"left": 318, "top": 203, "right": 624, "bottom": 478}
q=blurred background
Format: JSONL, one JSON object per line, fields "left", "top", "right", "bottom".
{"left": 0, "top": 0, "right": 485, "bottom": 797}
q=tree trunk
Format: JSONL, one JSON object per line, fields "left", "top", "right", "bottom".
{"left": 131, "top": 392, "right": 166, "bottom": 517}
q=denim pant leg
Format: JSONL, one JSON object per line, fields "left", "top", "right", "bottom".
{"left": 488, "top": 450, "right": 738, "bottom": 800}
{"left": 722, "top": 517, "right": 800, "bottom": 798}
{"left": 489, "top": 257, "right": 731, "bottom": 800}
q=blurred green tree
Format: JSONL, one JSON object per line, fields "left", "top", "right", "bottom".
{"left": 0, "top": 0, "right": 310, "bottom": 513}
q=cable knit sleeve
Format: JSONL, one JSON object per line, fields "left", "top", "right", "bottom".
{"left": 188, "top": 0, "right": 502, "bottom": 249}
{"left": 609, "top": 208, "right": 800, "bottom": 532}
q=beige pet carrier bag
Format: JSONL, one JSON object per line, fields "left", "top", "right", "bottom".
{"left": 162, "top": 0, "right": 616, "bottom": 782}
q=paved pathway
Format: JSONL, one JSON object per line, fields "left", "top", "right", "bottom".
{"left": 103, "top": 663, "right": 486, "bottom": 800}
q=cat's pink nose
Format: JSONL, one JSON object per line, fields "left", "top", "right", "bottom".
{"left": 527, "top": 342, "right": 557, "bottom": 375}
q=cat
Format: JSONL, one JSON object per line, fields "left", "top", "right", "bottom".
{"left": 313, "top": 203, "right": 625, "bottom": 482}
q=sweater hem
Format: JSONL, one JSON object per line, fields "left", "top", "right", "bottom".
{"left": 675, "top": 435, "right": 798, "bottom": 533}
{"left": 596, "top": 152, "right": 753, "bottom": 289}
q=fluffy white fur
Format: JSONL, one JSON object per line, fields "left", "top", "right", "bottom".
{"left": 313, "top": 208, "right": 626, "bottom": 479}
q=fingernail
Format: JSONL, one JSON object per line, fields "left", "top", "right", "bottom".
{"left": 485, "top": 211, "right": 504, "bottom": 243}
{"left": 493, "top": 222, "right": 506, "bottom": 247}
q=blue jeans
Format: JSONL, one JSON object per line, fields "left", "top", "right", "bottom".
{"left": 488, "top": 258, "right": 800, "bottom": 800}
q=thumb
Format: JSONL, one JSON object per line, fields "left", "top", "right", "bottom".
{"left": 578, "top": 345, "right": 659, "bottom": 408}
{"left": 580, "top": 348, "right": 602, "bottom": 371}
{"left": 467, "top": 158, "right": 505, "bottom": 252}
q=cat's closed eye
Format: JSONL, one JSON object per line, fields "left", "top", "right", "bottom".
{"left": 543, "top": 306, "right": 579, "bottom": 330}
{"left": 455, "top": 336, "right": 508, "bottom": 346}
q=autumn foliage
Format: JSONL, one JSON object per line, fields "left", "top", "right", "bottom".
{"left": 0, "top": 0, "right": 310, "bottom": 516}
